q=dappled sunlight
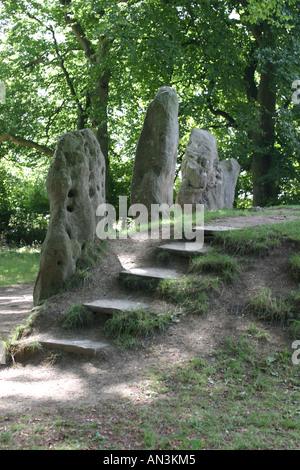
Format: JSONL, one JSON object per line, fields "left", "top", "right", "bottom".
{"left": 0, "top": 366, "right": 89, "bottom": 408}
{"left": 0, "top": 293, "right": 33, "bottom": 316}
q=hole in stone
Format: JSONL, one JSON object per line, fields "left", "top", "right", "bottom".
{"left": 89, "top": 187, "right": 95, "bottom": 197}
{"left": 67, "top": 205, "right": 74, "bottom": 212}
{"left": 57, "top": 260, "right": 63, "bottom": 267}
{"left": 66, "top": 227, "right": 72, "bottom": 239}
{"left": 68, "top": 189, "right": 77, "bottom": 198}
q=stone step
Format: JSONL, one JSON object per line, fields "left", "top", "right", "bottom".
{"left": 39, "top": 338, "right": 110, "bottom": 358}
{"left": 196, "top": 224, "right": 237, "bottom": 235}
{"left": 83, "top": 298, "right": 150, "bottom": 316}
{"left": 119, "top": 267, "right": 180, "bottom": 282}
{"left": 158, "top": 242, "right": 214, "bottom": 258}
{"left": 182, "top": 224, "right": 236, "bottom": 241}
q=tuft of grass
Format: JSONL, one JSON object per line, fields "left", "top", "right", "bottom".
{"left": 104, "top": 308, "right": 174, "bottom": 349}
{"left": 289, "top": 252, "right": 300, "bottom": 281}
{"left": 158, "top": 275, "right": 219, "bottom": 315}
{"left": 62, "top": 303, "right": 94, "bottom": 330}
{"left": 189, "top": 251, "right": 241, "bottom": 282}
{"left": 120, "top": 275, "right": 159, "bottom": 292}
{"left": 248, "top": 287, "right": 299, "bottom": 328}
{"left": 65, "top": 240, "right": 105, "bottom": 290}
{"left": 212, "top": 219, "right": 300, "bottom": 256}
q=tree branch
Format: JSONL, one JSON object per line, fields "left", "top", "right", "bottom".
{"left": 59, "top": 0, "right": 95, "bottom": 59}
{"left": 0, "top": 134, "right": 54, "bottom": 157}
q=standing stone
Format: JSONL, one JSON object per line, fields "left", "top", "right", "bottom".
{"left": 130, "top": 87, "right": 179, "bottom": 215}
{"left": 33, "top": 129, "right": 106, "bottom": 306}
{"left": 176, "top": 129, "right": 240, "bottom": 210}
{"left": 219, "top": 158, "right": 241, "bottom": 209}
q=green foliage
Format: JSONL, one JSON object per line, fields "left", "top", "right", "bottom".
{"left": 212, "top": 219, "right": 300, "bottom": 255}
{"left": 0, "top": 246, "right": 40, "bottom": 287}
{"left": 65, "top": 240, "right": 105, "bottom": 290}
{"left": 0, "top": 168, "right": 11, "bottom": 232}
{"left": 0, "top": 162, "right": 49, "bottom": 245}
{"left": 104, "top": 308, "right": 173, "bottom": 349}
{"left": 189, "top": 251, "right": 241, "bottom": 282}
{"left": 158, "top": 275, "right": 219, "bottom": 315}
{"left": 0, "top": 0, "right": 299, "bottom": 216}
{"left": 62, "top": 303, "right": 94, "bottom": 330}
{"left": 249, "top": 287, "right": 299, "bottom": 329}
{"left": 288, "top": 252, "right": 300, "bottom": 281}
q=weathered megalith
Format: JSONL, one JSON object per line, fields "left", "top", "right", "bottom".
{"left": 130, "top": 86, "right": 179, "bottom": 215}
{"left": 218, "top": 158, "right": 241, "bottom": 209}
{"left": 176, "top": 129, "right": 240, "bottom": 210}
{"left": 33, "top": 129, "right": 106, "bottom": 306}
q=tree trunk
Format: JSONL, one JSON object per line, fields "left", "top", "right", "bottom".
{"left": 251, "top": 65, "right": 277, "bottom": 206}
{"left": 91, "top": 41, "right": 111, "bottom": 201}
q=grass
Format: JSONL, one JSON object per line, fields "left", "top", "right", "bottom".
{"left": 62, "top": 303, "right": 94, "bottom": 330}
{"left": 0, "top": 332, "right": 299, "bottom": 450}
{"left": 158, "top": 275, "right": 220, "bottom": 315}
{"left": 65, "top": 240, "right": 106, "bottom": 290}
{"left": 212, "top": 219, "right": 300, "bottom": 255}
{"left": 1, "top": 306, "right": 43, "bottom": 362}
{"left": 289, "top": 252, "right": 300, "bottom": 281}
{"left": 247, "top": 287, "right": 300, "bottom": 336}
{"left": 104, "top": 308, "right": 175, "bottom": 349}
{"left": 1, "top": 206, "right": 300, "bottom": 449}
{"left": 189, "top": 251, "right": 241, "bottom": 282}
{"left": 0, "top": 246, "right": 40, "bottom": 287}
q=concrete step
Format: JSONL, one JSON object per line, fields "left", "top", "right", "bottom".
{"left": 83, "top": 298, "right": 150, "bottom": 317}
{"left": 158, "top": 242, "right": 214, "bottom": 258}
{"left": 39, "top": 338, "right": 110, "bottom": 358}
{"left": 119, "top": 267, "right": 180, "bottom": 282}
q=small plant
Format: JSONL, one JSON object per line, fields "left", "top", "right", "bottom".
{"left": 244, "top": 324, "right": 267, "bottom": 341}
{"left": 65, "top": 240, "right": 105, "bottom": 290}
{"left": 156, "top": 249, "right": 171, "bottom": 265}
{"left": 104, "top": 308, "right": 173, "bottom": 348}
{"left": 62, "top": 303, "right": 94, "bottom": 330}
{"left": 249, "top": 288, "right": 294, "bottom": 326}
{"left": 158, "top": 275, "right": 219, "bottom": 314}
{"left": 189, "top": 251, "right": 241, "bottom": 282}
{"left": 288, "top": 252, "right": 300, "bottom": 281}
{"left": 120, "top": 274, "right": 159, "bottom": 292}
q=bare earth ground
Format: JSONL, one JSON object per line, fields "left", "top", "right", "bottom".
{"left": 0, "top": 211, "right": 299, "bottom": 416}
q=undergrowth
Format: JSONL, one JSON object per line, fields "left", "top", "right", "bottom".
{"left": 248, "top": 287, "right": 300, "bottom": 337}
{"left": 289, "top": 252, "right": 300, "bottom": 281}
{"left": 212, "top": 219, "right": 300, "bottom": 255}
{"left": 65, "top": 240, "right": 106, "bottom": 290}
{"left": 104, "top": 308, "right": 175, "bottom": 348}
{"left": 189, "top": 251, "right": 241, "bottom": 282}
{"left": 62, "top": 303, "right": 94, "bottom": 330}
{"left": 158, "top": 275, "right": 220, "bottom": 315}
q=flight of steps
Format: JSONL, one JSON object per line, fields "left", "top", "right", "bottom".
{"left": 27, "top": 224, "right": 235, "bottom": 359}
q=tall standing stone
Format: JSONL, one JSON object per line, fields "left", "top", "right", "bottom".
{"left": 130, "top": 87, "right": 179, "bottom": 214}
{"left": 33, "top": 129, "right": 106, "bottom": 306}
{"left": 176, "top": 129, "right": 240, "bottom": 210}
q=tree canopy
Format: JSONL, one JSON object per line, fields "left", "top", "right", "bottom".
{"left": 0, "top": 0, "right": 299, "bottom": 242}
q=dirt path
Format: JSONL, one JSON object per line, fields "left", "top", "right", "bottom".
{"left": 0, "top": 211, "right": 299, "bottom": 416}
{"left": 0, "top": 284, "right": 34, "bottom": 341}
